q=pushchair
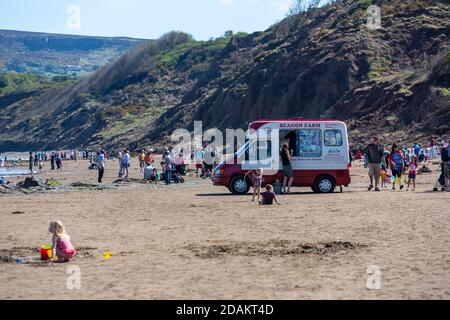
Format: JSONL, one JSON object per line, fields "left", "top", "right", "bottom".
{"left": 172, "top": 169, "right": 185, "bottom": 184}
{"left": 162, "top": 167, "right": 185, "bottom": 184}
{"left": 433, "top": 163, "right": 446, "bottom": 192}
{"left": 175, "top": 164, "right": 187, "bottom": 176}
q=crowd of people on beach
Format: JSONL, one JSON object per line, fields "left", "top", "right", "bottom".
{"left": 27, "top": 151, "right": 74, "bottom": 172}
{"left": 1, "top": 135, "right": 449, "bottom": 196}
{"left": 90, "top": 144, "right": 219, "bottom": 185}
{"left": 359, "top": 136, "right": 450, "bottom": 192}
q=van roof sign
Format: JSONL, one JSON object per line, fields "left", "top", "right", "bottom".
{"left": 249, "top": 119, "right": 345, "bottom": 131}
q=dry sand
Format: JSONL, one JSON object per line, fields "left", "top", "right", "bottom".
{"left": 0, "top": 159, "right": 449, "bottom": 300}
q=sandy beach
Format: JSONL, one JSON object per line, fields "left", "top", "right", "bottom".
{"left": 0, "top": 159, "right": 449, "bottom": 300}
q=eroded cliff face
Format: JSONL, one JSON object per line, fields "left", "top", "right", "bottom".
{"left": 144, "top": 0, "right": 449, "bottom": 148}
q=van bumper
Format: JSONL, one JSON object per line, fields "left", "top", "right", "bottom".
{"left": 212, "top": 176, "right": 228, "bottom": 187}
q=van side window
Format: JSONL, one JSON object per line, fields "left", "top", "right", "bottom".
{"left": 246, "top": 140, "right": 272, "bottom": 161}
{"left": 324, "top": 130, "right": 343, "bottom": 146}
{"left": 298, "top": 129, "right": 322, "bottom": 158}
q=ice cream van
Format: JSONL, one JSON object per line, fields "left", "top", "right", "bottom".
{"left": 212, "top": 119, "right": 351, "bottom": 194}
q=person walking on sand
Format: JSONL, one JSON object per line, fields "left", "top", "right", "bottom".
{"left": 389, "top": 144, "right": 405, "bottom": 191}
{"left": 119, "top": 150, "right": 131, "bottom": 178}
{"left": 406, "top": 155, "right": 418, "bottom": 191}
{"left": 34, "top": 153, "right": 38, "bottom": 167}
{"left": 164, "top": 152, "right": 174, "bottom": 185}
{"left": 50, "top": 152, "right": 56, "bottom": 170}
{"left": 139, "top": 150, "right": 146, "bottom": 173}
{"left": 194, "top": 147, "right": 204, "bottom": 178}
{"left": 280, "top": 144, "right": 294, "bottom": 194}
{"left": 56, "top": 152, "right": 63, "bottom": 171}
{"left": 366, "top": 137, "right": 385, "bottom": 192}
{"left": 28, "top": 152, "right": 33, "bottom": 173}
{"left": 442, "top": 140, "right": 450, "bottom": 192}
{"left": 245, "top": 168, "right": 264, "bottom": 202}
{"left": 38, "top": 153, "right": 43, "bottom": 172}
{"left": 145, "top": 150, "right": 155, "bottom": 166}
{"left": 96, "top": 150, "right": 106, "bottom": 183}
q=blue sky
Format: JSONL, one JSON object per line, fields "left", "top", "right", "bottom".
{"left": 0, "top": 0, "right": 295, "bottom": 40}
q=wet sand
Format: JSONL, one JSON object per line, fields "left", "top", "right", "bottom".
{"left": 0, "top": 159, "right": 449, "bottom": 299}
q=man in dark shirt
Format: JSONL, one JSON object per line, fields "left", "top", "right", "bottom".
{"left": 285, "top": 131, "right": 297, "bottom": 156}
{"left": 50, "top": 153, "right": 56, "bottom": 170}
{"left": 280, "top": 144, "right": 294, "bottom": 194}
{"left": 366, "top": 137, "right": 386, "bottom": 191}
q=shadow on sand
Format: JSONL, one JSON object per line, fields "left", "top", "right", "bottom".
{"left": 196, "top": 193, "right": 240, "bottom": 197}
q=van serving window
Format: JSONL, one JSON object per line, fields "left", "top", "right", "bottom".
{"left": 324, "top": 130, "right": 343, "bottom": 147}
{"left": 298, "top": 129, "right": 322, "bottom": 158}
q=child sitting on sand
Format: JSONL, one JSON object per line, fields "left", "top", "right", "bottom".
{"left": 245, "top": 168, "right": 263, "bottom": 202}
{"left": 260, "top": 185, "right": 280, "bottom": 206}
{"left": 49, "top": 221, "right": 76, "bottom": 263}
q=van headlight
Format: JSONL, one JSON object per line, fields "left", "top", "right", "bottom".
{"left": 214, "top": 167, "right": 224, "bottom": 176}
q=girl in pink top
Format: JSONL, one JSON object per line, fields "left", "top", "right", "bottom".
{"left": 49, "top": 221, "right": 76, "bottom": 262}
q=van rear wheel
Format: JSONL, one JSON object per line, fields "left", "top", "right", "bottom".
{"left": 230, "top": 175, "right": 250, "bottom": 195}
{"left": 314, "top": 176, "right": 336, "bottom": 193}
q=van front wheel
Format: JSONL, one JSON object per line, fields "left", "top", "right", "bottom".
{"left": 314, "top": 176, "right": 336, "bottom": 193}
{"left": 230, "top": 175, "right": 250, "bottom": 195}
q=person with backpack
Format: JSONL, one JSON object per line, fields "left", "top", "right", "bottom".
{"left": 441, "top": 141, "right": 450, "bottom": 192}
{"left": 389, "top": 144, "right": 405, "bottom": 191}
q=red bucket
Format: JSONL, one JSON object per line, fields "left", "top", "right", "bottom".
{"left": 40, "top": 246, "right": 52, "bottom": 261}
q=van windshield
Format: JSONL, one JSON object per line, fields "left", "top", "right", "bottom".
{"left": 235, "top": 141, "right": 250, "bottom": 158}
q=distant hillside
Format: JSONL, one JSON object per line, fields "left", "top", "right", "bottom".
{"left": 0, "top": 32, "right": 238, "bottom": 151}
{"left": 0, "top": 30, "right": 145, "bottom": 76}
{"left": 0, "top": 0, "right": 448, "bottom": 152}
